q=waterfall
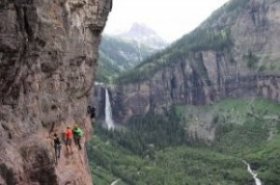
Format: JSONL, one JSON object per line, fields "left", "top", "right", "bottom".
{"left": 243, "top": 161, "right": 262, "bottom": 185}
{"left": 105, "top": 88, "right": 115, "bottom": 130}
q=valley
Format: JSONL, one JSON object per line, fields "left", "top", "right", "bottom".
{"left": 90, "top": 0, "right": 280, "bottom": 184}
{"left": 89, "top": 99, "right": 280, "bottom": 185}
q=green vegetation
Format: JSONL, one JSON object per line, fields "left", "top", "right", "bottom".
{"left": 246, "top": 135, "right": 280, "bottom": 185}
{"left": 177, "top": 99, "right": 280, "bottom": 153}
{"left": 202, "top": 0, "right": 250, "bottom": 28}
{"left": 95, "top": 110, "right": 186, "bottom": 157}
{"left": 172, "top": 28, "right": 232, "bottom": 53}
{"left": 116, "top": 27, "right": 233, "bottom": 85}
{"left": 96, "top": 52, "right": 121, "bottom": 83}
{"left": 176, "top": 98, "right": 280, "bottom": 185}
{"left": 88, "top": 128, "right": 251, "bottom": 185}
{"left": 88, "top": 98, "right": 280, "bottom": 184}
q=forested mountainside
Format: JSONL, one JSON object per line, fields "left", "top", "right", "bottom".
{"left": 0, "top": 0, "right": 111, "bottom": 184}
{"left": 96, "top": 24, "right": 167, "bottom": 83}
{"left": 96, "top": 36, "right": 154, "bottom": 82}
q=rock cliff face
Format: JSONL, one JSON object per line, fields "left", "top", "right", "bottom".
{"left": 0, "top": 0, "right": 111, "bottom": 184}
{"left": 103, "top": 0, "right": 280, "bottom": 123}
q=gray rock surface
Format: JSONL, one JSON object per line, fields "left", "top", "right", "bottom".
{"left": 0, "top": 0, "right": 111, "bottom": 184}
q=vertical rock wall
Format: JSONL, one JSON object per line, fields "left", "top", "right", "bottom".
{"left": 0, "top": 0, "right": 111, "bottom": 184}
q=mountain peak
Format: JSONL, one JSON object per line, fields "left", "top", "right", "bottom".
{"left": 120, "top": 23, "right": 168, "bottom": 50}
{"left": 128, "top": 23, "right": 158, "bottom": 37}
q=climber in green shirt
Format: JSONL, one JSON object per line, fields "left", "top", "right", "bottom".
{"left": 73, "top": 126, "right": 84, "bottom": 150}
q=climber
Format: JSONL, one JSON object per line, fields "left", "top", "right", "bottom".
{"left": 65, "top": 127, "right": 73, "bottom": 154}
{"left": 73, "top": 126, "right": 84, "bottom": 150}
{"left": 53, "top": 133, "right": 61, "bottom": 164}
{"left": 87, "top": 105, "right": 96, "bottom": 119}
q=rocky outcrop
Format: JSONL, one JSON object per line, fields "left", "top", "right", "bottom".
{"left": 103, "top": 0, "right": 280, "bottom": 123}
{"left": 0, "top": 0, "right": 111, "bottom": 184}
{"left": 111, "top": 66, "right": 280, "bottom": 123}
{"left": 225, "top": 75, "right": 280, "bottom": 100}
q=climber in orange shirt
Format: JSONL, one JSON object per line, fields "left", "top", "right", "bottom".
{"left": 65, "top": 127, "right": 73, "bottom": 155}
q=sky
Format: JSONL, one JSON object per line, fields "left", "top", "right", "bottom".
{"left": 104, "top": 0, "right": 229, "bottom": 42}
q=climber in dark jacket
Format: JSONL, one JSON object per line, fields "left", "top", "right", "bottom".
{"left": 53, "top": 133, "right": 61, "bottom": 164}
{"left": 87, "top": 105, "right": 96, "bottom": 119}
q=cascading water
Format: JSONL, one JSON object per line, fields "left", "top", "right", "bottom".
{"left": 105, "top": 88, "right": 115, "bottom": 130}
{"left": 243, "top": 161, "right": 262, "bottom": 185}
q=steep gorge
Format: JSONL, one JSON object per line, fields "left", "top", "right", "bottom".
{"left": 0, "top": 0, "right": 111, "bottom": 184}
